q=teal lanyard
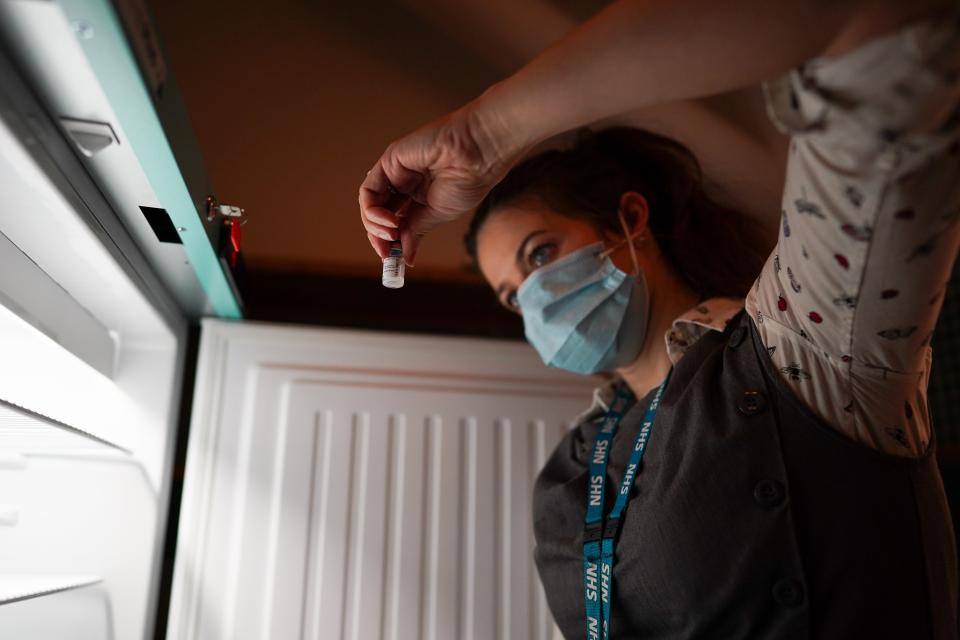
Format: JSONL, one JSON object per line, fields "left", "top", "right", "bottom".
{"left": 582, "top": 370, "right": 672, "bottom": 640}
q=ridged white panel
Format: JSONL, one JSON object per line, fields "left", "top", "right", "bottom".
{"left": 168, "top": 321, "right": 594, "bottom": 640}
{"left": 264, "top": 383, "right": 570, "bottom": 640}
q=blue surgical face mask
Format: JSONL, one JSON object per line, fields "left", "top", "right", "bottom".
{"left": 516, "top": 228, "right": 649, "bottom": 375}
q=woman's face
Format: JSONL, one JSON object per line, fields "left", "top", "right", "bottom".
{"left": 475, "top": 194, "right": 651, "bottom": 313}
{"left": 476, "top": 196, "right": 648, "bottom": 313}
{"left": 476, "top": 200, "right": 600, "bottom": 312}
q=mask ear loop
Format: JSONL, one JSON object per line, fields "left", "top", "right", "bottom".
{"left": 599, "top": 209, "right": 642, "bottom": 276}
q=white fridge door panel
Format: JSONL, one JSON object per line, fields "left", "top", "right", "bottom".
{"left": 169, "top": 320, "right": 595, "bottom": 640}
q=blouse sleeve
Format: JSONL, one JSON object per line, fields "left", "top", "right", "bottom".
{"left": 745, "top": 7, "right": 960, "bottom": 457}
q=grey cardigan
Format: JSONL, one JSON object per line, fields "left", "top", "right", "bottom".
{"left": 532, "top": 311, "right": 958, "bottom": 639}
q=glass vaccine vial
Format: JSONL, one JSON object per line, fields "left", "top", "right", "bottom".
{"left": 382, "top": 241, "right": 405, "bottom": 288}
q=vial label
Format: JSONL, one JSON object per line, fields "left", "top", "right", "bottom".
{"left": 384, "top": 257, "right": 402, "bottom": 277}
{"left": 382, "top": 242, "right": 405, "bottom": 288}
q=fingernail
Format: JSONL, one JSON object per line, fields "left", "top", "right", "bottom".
{"left": 376, "top": 230, "right": 395, "bottom": 241}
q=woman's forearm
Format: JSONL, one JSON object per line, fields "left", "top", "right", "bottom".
{"left": 471, "top": 0, "right": 937, "bottom": 162}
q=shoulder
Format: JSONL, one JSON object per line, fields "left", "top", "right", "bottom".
{"left": 763, "top": 2, "right": 960, "bottom": 153}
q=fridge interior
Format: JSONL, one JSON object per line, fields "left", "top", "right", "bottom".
{"left": 0, "top": 123, "right": 182, "bottom": 638}
{"left": 0, "top": 4, "right": 190, "bottom": 636}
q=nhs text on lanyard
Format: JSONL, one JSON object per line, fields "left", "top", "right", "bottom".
{"left": 583, "top": 370, "right": 672, "bottom": 640}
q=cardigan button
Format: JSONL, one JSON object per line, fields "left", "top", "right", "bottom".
{"left": 728, "top": 326, "right": 747, "bottom": 349}
{"left": 737, "top": 391, "right": 767, "bottom": 416}
{"left": 772, "top": 578, "right": 805, "bottom": 608}
{"left": 754, "top": 479, "right": 786, "bottom": 509}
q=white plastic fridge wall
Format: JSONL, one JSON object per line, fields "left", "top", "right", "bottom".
{"left": 0, "top": 452, "right": 158, "bottom": 639}
{"left": 168, "top": 319, "right": 597, "bottom": 640}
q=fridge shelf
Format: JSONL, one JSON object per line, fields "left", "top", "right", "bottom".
{"left": 0, "top": 574, "right": 102, "bottom": 606}
{"left": 0, "top": 398, "right": 130, "bottom": 455}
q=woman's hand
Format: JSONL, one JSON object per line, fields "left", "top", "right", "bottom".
{"left": 359, "top": 102, "right": 517, "bottom": 266}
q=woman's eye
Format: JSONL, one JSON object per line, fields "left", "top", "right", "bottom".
{"left": 527, "top": 243, "right": 557, "bottom": 269}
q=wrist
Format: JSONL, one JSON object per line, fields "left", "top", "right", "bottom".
{"left": 465, "top": 82, "right": 542, "bottom": 177}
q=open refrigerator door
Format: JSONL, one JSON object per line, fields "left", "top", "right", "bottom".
{"left": 0, "top": 0, "right": 244, "bottom": 637}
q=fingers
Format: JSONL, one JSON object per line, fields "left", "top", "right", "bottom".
{"left": 363, "top": 197, "right": 416, "bottom": 243}
{"left": 359, "top": 157, "right": 426, "bottom": 249}
{"left": 364, "top": 212, "right": 399, "bottom": 242}
{"left": 399, "top": 229, "right": 424, "bottom": 267}
{"left": 360, "top": 165, "right": 397, "bottom": 238}
{"left": 363, "top": 221, "right": 398, "bottom": 243}
{"left": 367, "top": 232, "right": 391, "bottom": 260}
{"left": 365, "top": 206, "right": 399, "bottom": 229}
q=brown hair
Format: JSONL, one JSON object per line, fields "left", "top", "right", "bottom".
{"left": 464, "top": 127, "right": 769, "bottom": 299}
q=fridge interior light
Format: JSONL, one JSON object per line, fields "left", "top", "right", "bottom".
{"left": 0, "top": 299, "right": 137, "bottom": 454}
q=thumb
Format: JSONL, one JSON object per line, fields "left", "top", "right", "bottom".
{"left": 399, "top": 201, "right": 448, "bottom": 267}
{"left": 399, "top": 226, "right": 424, "bottom": 268}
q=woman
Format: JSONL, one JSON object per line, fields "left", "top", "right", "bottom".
{"left": 359, "top": 1, "right": 960, "bottom": 637}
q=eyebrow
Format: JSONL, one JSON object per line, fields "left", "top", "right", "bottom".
{"left": 495, "top": 229, "right": 547, "bottom": 302}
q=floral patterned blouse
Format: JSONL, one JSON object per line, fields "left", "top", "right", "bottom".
{"left": 592, "top": 8, "right": 960, "bottom": 458}
{"left": 746, "top": 6, "right": 960, "bottom": 457}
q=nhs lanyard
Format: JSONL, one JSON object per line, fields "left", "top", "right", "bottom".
{"left": 583, "top": 369, "right": 672, "bottom": 640}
